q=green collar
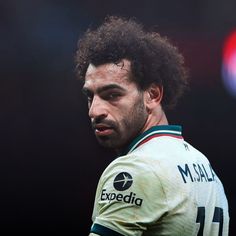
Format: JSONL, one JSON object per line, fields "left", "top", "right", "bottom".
{"left": 122, "top": 125, "right": 183, "bottom": 155}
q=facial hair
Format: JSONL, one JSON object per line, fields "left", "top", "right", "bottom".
{"left": 92, "top": 94, "right": 148, "bottom": 151}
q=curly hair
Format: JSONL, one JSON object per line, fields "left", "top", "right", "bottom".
{"left": 75, "top": 16, "right": 188, "bottom": 110}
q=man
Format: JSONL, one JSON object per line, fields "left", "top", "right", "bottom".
{"left": 76, "top": 16, "right": 229, "bottom": 236}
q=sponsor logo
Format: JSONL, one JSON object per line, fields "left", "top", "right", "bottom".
{"left": 100, "top": 172, "right": 143, "bottom": 207}
{"left": 113, "top": 172, "right": 133, "bottom": 191}
{"left": 101, "top": 189, "right": 143, "bottom": 206}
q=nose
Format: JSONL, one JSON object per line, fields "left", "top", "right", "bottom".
{"left": 88, "top": 95, "right": 108, "bottom": 120}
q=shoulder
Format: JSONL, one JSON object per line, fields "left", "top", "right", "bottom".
{"left": 94, "top": 154, "right": 169, "bottom": 223}
{"left": 96, "top": 153, "right": 168, "bottom": 203}
{"left": 100, "top": 152, "right": 169, "bottom": 188}
{"left": 100, "top": 154, "right": 160, "bottom": 187}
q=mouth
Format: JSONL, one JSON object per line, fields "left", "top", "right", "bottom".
{"left": 94, "top": 124, "right": 114, "bottom": 136}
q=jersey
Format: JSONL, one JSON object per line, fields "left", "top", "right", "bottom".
{"left": 90, "top": 125, "right": 229, "bottom": 236}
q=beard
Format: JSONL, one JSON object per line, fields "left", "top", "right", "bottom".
{"left": 92, "top": 96, "right": 148, "bottom": 152}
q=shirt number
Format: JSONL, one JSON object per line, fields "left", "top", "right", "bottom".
{"left": 196, "top": 206, "right": 223, "bottom": 236}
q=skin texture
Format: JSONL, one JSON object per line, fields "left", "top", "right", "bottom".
{"left": 83, "top": 59, "right": 168, "bottom": 153}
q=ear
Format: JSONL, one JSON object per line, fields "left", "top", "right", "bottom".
{"left": 144, "top": 83, "right": 163, "bottom": 112}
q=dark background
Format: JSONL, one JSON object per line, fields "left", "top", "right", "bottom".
{"left": 1, "top": 0, "right": 236, "bottom": 235}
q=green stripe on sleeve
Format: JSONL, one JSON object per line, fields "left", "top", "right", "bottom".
{"left": 91, "top": 223, "right": 125, "bottom": 236}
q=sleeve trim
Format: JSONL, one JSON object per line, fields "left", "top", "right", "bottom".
{"left": 91, "top": 223, "right": 125, "bottom": 236}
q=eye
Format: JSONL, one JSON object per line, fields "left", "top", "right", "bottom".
{"left": 109, "top": 93, "right": 120, "bottom": 99}
{"left": 87, "top": 96, "right": 93, "bottom": 108}
{"left": 88, "top": 98, "right": 92, "bottom": 106}
{"left": 82, "top": 89, "right": 93, "bottom": 105}
{"left": 103, "top": 92, "right": 121, "bottom": 101}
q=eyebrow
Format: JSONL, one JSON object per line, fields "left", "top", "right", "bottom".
{"left": 82, "top": 84, "right": 126, "bottom": 95}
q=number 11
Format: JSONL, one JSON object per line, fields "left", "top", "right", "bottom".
{"left": 196, "top": 207, "right": 223, "bottom": 236}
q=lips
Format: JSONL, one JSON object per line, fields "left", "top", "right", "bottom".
{"left": 94, "top": 124, "right": 114, "bottom": 136}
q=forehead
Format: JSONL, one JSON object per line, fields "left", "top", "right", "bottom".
{"left": 84, "top": 59, "right": 132, "bottom": 88}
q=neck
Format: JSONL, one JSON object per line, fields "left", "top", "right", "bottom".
{"left": 140, "top": 106, "right": 168, "bottom": 134}
{"left": 115, "top": 106, "right": 168, "bottom": 155}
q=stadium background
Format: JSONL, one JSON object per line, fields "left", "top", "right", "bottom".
{"left": 1, "top": 0, "right": 236, "bottom": 235}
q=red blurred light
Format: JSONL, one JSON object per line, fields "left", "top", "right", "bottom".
{"left": 222, "top": 30, "right": 236, "bottom": 98}
{"left": 223, "top": 31, "right": 236, "bottom": 64}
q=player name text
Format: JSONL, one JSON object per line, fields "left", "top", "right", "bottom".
{"left": 177, "top": 163, "right": 216, "bottom": 183}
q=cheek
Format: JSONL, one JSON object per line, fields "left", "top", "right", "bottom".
{"left": 109, "top": 105, "right": 131, "bottom": 131}
{"left": 121, "top": 101, "right": 146, "bottom": 129}
{"left": 112, "top": 94, "right": 146, "bottom": 128}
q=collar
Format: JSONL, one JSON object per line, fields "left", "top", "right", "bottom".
{"left": 122, "top": 125, "right": 183, "bottom": 155}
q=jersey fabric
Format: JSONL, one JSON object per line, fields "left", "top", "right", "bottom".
{"left": 90, "top": 125, "right": 229, "bottom": 236}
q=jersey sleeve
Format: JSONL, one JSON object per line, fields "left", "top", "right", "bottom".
{"left": 90, "top": 155, "right": 168, "bottom": 236}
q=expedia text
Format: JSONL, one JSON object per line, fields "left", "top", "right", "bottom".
{"left": 101, "top": 189, "right": 143, "bottom": 206}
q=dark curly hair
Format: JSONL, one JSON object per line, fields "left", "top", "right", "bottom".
{"left": 75, "top": 16, "right": 188, "bottom": 110}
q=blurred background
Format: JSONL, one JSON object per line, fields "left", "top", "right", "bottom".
{"left": 1, "top": 0, "right": 236, "bottom": 235}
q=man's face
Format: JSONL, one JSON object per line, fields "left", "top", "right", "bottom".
{"left": 82, "top": 59, "right": 148, "bottom": 150}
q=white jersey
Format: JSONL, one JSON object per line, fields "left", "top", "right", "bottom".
{"left": 90, "top": 125, "right": 229, "bottom": 236}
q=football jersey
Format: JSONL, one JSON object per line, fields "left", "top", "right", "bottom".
{"left": 90, "top": 125, "right": 229, "bottom": 236}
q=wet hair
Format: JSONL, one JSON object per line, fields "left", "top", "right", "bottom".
{"left": 75, "top": 16, "right": 188, "bottom": 110}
